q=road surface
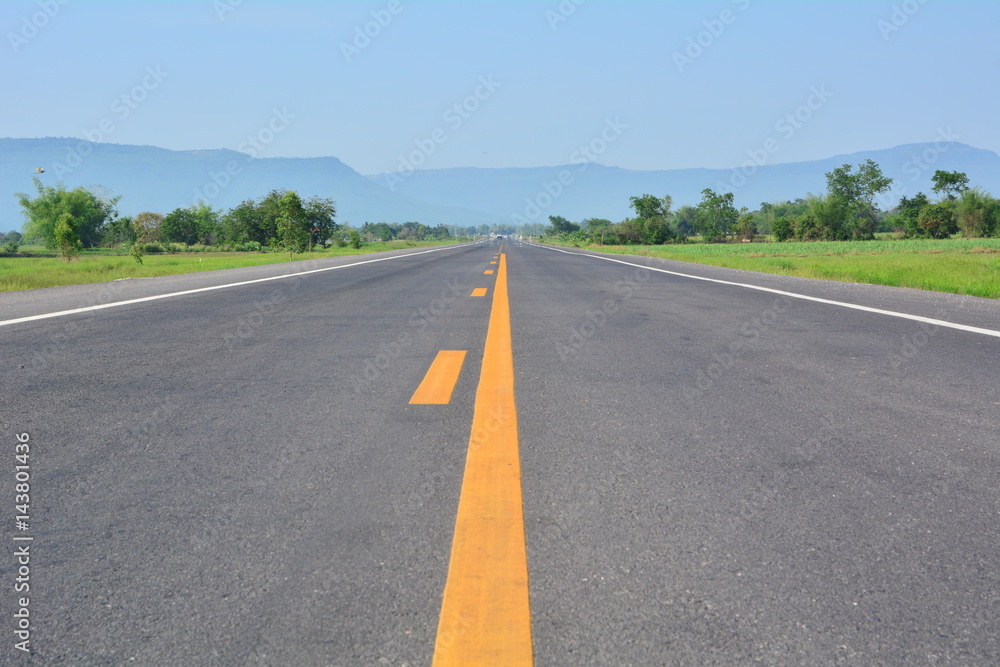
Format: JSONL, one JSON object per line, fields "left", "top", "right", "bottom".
{"left": 2, "top": 239, "right": 998, "bottom": 664}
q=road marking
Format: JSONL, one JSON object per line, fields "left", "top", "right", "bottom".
{"left": 0, "top": 243, "right": 478, "bottom": 329}
{"left": 489, "top": 261, "right": 498, "bottom": 264}
{"left": 528, "top": 243, "right": 1000, "bottom": 339}
{"left": 410, "top": 350, "right": 468, "bottom": 405}
{"left": 484, "top": 270, "right": 494, "bottom": 275}
{"left": 471, "top": 288, "right": 488, "bottom": 297}
{"left": 433, "top": 253, "right": 533, "bottom": 666}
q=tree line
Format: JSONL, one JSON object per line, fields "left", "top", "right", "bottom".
{"left": 12, "top": 178, "right": 454, "bottom": 260}
{"left": 543, "top": 162, "right": 1000, "bottom": 244}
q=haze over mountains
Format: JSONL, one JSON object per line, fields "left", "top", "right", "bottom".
{"left": 3, "top": 137, "right": 999, "bottom": 234}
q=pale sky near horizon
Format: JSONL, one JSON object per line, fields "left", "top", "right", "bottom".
{"left": 2, "top": 0, "right": 998, "bottom": 175}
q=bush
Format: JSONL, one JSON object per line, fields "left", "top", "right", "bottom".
{"left": 918, "top": 203, "right": 957, "bottom": 239}
{"left": 143, "top": 243, "right": 165, "bottom": 253}
{"left": 771, "top": 217, "right": 794, "bottom": 242}
{"left": 3, "top": 240, "right": 19, "bottom": 253}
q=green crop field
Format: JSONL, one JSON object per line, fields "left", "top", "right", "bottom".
{"left": 0, "top": 240, "right": 463, "bottom": 292}
{"left": 545, "top": 238, "right": 1000, "bottom": 299}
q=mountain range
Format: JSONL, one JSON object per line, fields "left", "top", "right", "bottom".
{"left": 2, "top": 137, "right": 999, "bottom": 234}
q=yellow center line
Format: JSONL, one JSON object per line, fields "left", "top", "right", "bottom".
{"left": 484, "top": 270, "right": 494, "bottom": 275}
{"left": 409, "top": 350, "right": 467, "bottom": 405}
{"left": 470, "top": 288, "right": 488, "bottom": 297}
{"left": 433, "top": 253, "right": 533, "bottom": 666}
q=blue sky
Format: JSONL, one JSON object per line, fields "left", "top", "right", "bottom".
{"left": 2, "top": 0, "right": 998, "bottom": 175}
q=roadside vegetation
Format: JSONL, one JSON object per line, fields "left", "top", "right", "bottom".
{"left": 534, "top": 162, "right": 1000, "bottom": 298}
{"left": 2, "top": 179, "right": 472, "bottom": 291}
{"left": 548, "top": 238, "right": 1000, "bottom": 298}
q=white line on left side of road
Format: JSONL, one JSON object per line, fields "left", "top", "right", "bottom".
{"left": 529, "top": 242, "right": 1000, "bottom": 340}
{"left": 0, "top": 244, "right": 478, "bottom": 329}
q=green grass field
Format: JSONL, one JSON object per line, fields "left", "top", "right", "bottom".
{"left": 547, "top": 238, "right": 1000, "bottom": 298}
{"left": 0, "top": 240, "right": 464, "bottom": 292}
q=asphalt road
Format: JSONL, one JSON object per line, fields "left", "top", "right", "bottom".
{"left": 2, "top": 239, "right": 998, "bottom": 665}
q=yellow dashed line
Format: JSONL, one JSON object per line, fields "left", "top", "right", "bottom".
{"left": 409, "top": 350, "right": 467, "bottom": 405}
{"left": 433, "top": 254, "right": 533, "bottom": 665}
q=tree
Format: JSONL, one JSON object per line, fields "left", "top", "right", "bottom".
{"left": 16, "top": 177, "right": 119, "bottom": 248}
{"left": 696, "top": 188, "right": 737, "bottom": 241}
{"left": 629, "top": 194, "right": 671, "bottom": 220}
{"left": 825, "top": 159, "right": 893, "bottom": 240}
{"left": 583, "top": 218, "right": 613, "bottom": 243}
{"left": 627, "top": 195, "right": 674, "bottom": 244}
{"left": 771, "top": 217, "right": 794, "bottom": 242}
{"left": 673, "top": 205, "right": 698, "bottom": 237}
{"left": 219, "top": 199, "right": 269, "bottom": 245}
{"left": 547, "top": 215, "right": 580, "bottom": 235}
{"left": 191, "top": 202, "right": 220, "bottom": 244}
{"left": 896, "top": 192, "right": 930, "bottom": 238}
{"left": 303, "top": 196, "right": 338, "bottom": 247}
{"left": 931, "top": 170, "right": 969, "bottom": 202}
{"left": 133, "top": 212, "right": 164, "bottom": 243}
{"left": 54, "top": 212, "right": 83, "bottom": 261}
{"left": 102, "top": 215, "right": 136, "bottom": 247}
{"left": 917, "top": 202, "right": 957, "bottom": 239}
{"left": 806, "top": 194, "right": 851, "bottom": 240}
{"left": 955, "top": 187, "right": 999, "bottom": 238}
{"left": 274, "top": 191, "right": 310, "bottom": 258}
{"left": 735, "top": 209, "right": 756, "bottom": 241}
{"left": 2, "top": 231, "right": 22, "bottom": 253}
{"left": 160, "top": 208, "right": 200, "bottom": 245}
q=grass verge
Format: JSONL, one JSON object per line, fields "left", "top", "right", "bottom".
{"left": 543, "top": 238, "right": 1000, "bottom": 299}
{"left": 0, "top": 240, "right": 465, "bottom": 292}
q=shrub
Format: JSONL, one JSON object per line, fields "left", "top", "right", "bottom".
{"left": 918, "top": 203, "right": 957, "bottom": 239}
{"left": 771, "top": 217, "right": 794, "bottom": 242}
{"left": 143, "top": 243, "right": 165, "bottom": 253}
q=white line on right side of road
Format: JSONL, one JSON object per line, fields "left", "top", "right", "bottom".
{"left": 528, "top": 242, "right": 1000, "bottom": 339}
{"left": 0, "top": 243, "right": 481, "bottom": 329}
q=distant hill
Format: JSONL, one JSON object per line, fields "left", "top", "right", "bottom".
{"left": 3, "top": 138, "right": 999, "bottom": 234}
{"left": 0, "top": 138, "right": 499, "bottom": 233}
{"left": 368, "top": 142, "right": 1000, "bottom": 224}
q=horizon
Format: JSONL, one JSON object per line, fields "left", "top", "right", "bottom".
{"left": 4, "top": 136, "right": 997, "bottom": 176}
{"left": 2, "top": 1, "right": 998, "bottom": 176}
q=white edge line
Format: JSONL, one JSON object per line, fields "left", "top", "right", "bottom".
{"left": 527, "top": 242, "right": 1000, "bottom": 339}
{"left": 0, "top": 243, "right": 479, "bottom": 328}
